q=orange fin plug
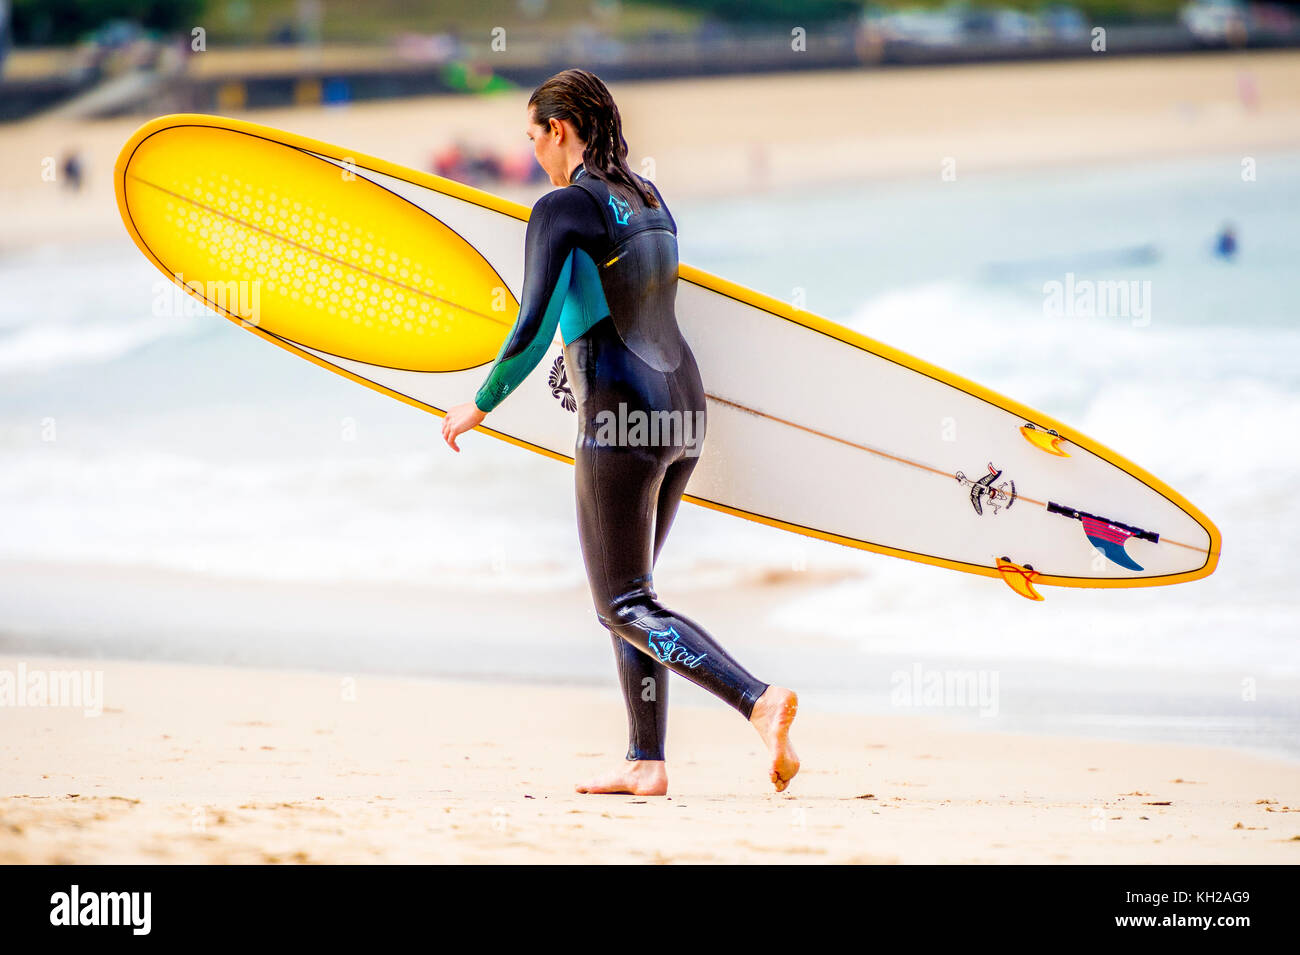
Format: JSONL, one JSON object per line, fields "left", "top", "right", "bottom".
{"left": 1020, "top": 423, "right": 1070, "bottom": 457}
{"left": 996, "top": 556, "right": 1044, "bottom": 601}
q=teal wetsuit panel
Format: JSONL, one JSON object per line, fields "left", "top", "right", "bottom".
{"left": 559, "top": 248, "right": 610, "bottom": 345}
{"left": 475, "top": 247, "right": 611, "bottom": 413}
{"left": 474, "top": 251, "right": 573, "bottom": 413}
{"left": 474, "top": 183, "right": 613, "bottom": 413}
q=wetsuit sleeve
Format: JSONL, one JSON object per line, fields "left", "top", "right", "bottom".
{"left": 474, "top": 188, "right": 594, "bottom": 413}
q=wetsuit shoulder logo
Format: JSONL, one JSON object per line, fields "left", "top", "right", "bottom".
{"left": 607, "top": 193, "right": 632, "bottom": 226}
{"left": 548, "top": 355, "right": 576, "bottom": 412}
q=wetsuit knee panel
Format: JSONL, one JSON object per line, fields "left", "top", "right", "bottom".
{"left": 595, "top": 581, "right": 660, "bottom": 629}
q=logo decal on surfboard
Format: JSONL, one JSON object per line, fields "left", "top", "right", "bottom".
{"left": 956, "top": 463, "right": 1017, "bottom": 516}
{"left": 548, "top": 355, "right": 576, "bottom": 412}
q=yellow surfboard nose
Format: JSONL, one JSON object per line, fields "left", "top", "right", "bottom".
{"left": 120, "top": 124, "right": 516, "bottom": 372}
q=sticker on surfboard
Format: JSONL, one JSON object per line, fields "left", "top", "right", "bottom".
{"left": 956, "top": 462, "right": 1017, "bottom": 516}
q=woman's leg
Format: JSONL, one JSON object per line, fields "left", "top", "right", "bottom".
{"left": 569, "top": 319, "right": 798, "bottom": 792}
{"left": 577, "top": 442, "right": 799, "bottom": 793}
{"left": 603, "top": 453, "right": 695, "bottom": 761}
{"left": 575, "top": 439, "right": 769, "bottom": 719}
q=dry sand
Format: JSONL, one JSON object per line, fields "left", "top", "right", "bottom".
{"left": 1, "top": 654, "right": 1297, "bottom": 864}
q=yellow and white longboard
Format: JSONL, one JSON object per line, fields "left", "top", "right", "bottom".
{"left": 114, "top": 114, "right": 1221, "bottom": 600}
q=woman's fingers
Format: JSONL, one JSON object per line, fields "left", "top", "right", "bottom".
{"left": 441, "top": 403, "right": 484, "bottom": 453}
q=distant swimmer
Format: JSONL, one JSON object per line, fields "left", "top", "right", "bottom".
{"left": 1215, "top": 223, "right": 1238, "bottom": 260}
{"left": 439, "top": 70, "right": 800, "bottom": 796}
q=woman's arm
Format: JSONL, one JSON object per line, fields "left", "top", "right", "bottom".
{"left": 442, "top": 187, "right": 597, "bottom": 451}
{"left": 476, "top": 188, "right": 592, "bottom": 412}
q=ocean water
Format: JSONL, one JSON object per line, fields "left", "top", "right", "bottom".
{"left": 2, "top": 150, "right": 1298, "bottom": 756}
{"left": 686, "top": 152, "right": 1300, "bottom": 669}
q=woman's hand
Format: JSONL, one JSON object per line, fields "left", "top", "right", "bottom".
{"left": 442, "top": 402, "right": 486, "bottom": 452}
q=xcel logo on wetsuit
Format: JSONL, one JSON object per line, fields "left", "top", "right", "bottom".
{"left": 645, "top": 625, "right": 708, "bottom": 669}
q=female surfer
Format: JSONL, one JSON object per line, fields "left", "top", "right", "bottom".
{"left": 441, "top": 69, "right": 798, "bottom": 795}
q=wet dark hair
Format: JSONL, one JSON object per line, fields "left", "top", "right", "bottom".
{"left": 528, "top": 68, "right": 659, "bottom": 209}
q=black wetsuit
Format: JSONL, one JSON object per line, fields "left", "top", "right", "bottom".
{"left": 475, "top": 163, "right": 769, "bottom": 760}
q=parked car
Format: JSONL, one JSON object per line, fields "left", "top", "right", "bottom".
{"left": 872, "top": 7, "right": 964, "bottom": 48}
{"left": 1180, "top": 0, "right": 1250, "bottom": 43}
{"left": 956, "top": 5, "right": 1046, "bottom": 46}
{"left": 1042, "top": 4, "right": 1089, "bottom": 42}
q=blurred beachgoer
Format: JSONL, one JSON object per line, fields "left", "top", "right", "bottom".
{"left": 61, "top": 151, "right": 84, "bottom": 192}
{"left": 498, "top": 148, "right": 535, "bottom": 185}
{"left": 1237, "top": 69, "right": 1259, "bottom": 110}
{"left": 433, "top": 142, "right": 516, "bottom": 187}
{"left": 496, "top": 147, "right": 552, "bottom": 185}
{"left": 431, "top": 142, "right": 467, "bottom": 182}
{"left": 465, "top": 148, "right": 501, "bottom": 184}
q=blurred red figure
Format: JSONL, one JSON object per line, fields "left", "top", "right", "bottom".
{"left": 1237, "top": 69, "right": 1259, "bottom": 110}
{"left": 431, "top": 141, "right": 467, "bottom": 182}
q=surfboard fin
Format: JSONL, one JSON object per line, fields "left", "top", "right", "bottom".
{"left": 1020, "top": 423, "right": 1070, "bottom": 457}
{"left": 996, "top": 556, "right": 1044, "bottom": 601}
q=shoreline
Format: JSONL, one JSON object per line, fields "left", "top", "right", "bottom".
{"left": 3, "top": 642, "right": 1297, "bottom": 770}
{"left": 2, "top": 652, "right": 1297, "bottom": 864}
{"left": 2, "top": 557, "right": 1297, "bottom": 766}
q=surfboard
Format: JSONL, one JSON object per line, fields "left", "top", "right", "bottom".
{"left": 114, "top": 114, "right": 1220, "bottom": 600}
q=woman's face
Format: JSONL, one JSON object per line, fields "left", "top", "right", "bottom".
{"left": 526, "top": 109, "right": 577, "bottom": 187}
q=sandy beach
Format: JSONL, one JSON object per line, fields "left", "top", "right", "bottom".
{"left": 1, "top": 653, "right": 1296, "bottom": 864}
{"left": 4, "top": 51, "right": 1299, "bottom": 865}
{"left": 3, "top": 50, "right": 1300, "bottom": 251}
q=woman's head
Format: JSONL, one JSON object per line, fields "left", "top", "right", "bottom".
{"left": 525, "top": 69, "right": 659, "bottom": 209}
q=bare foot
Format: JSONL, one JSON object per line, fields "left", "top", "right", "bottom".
{"left": 750, "top": 686, "right": 800, "bottom": 792}
{"left": 575, "top": 760, "right": 668, "bottom": 796}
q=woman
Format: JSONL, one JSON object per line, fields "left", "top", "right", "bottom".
{"left": 441, "top": 70, "right": 798, "bottom": 795}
